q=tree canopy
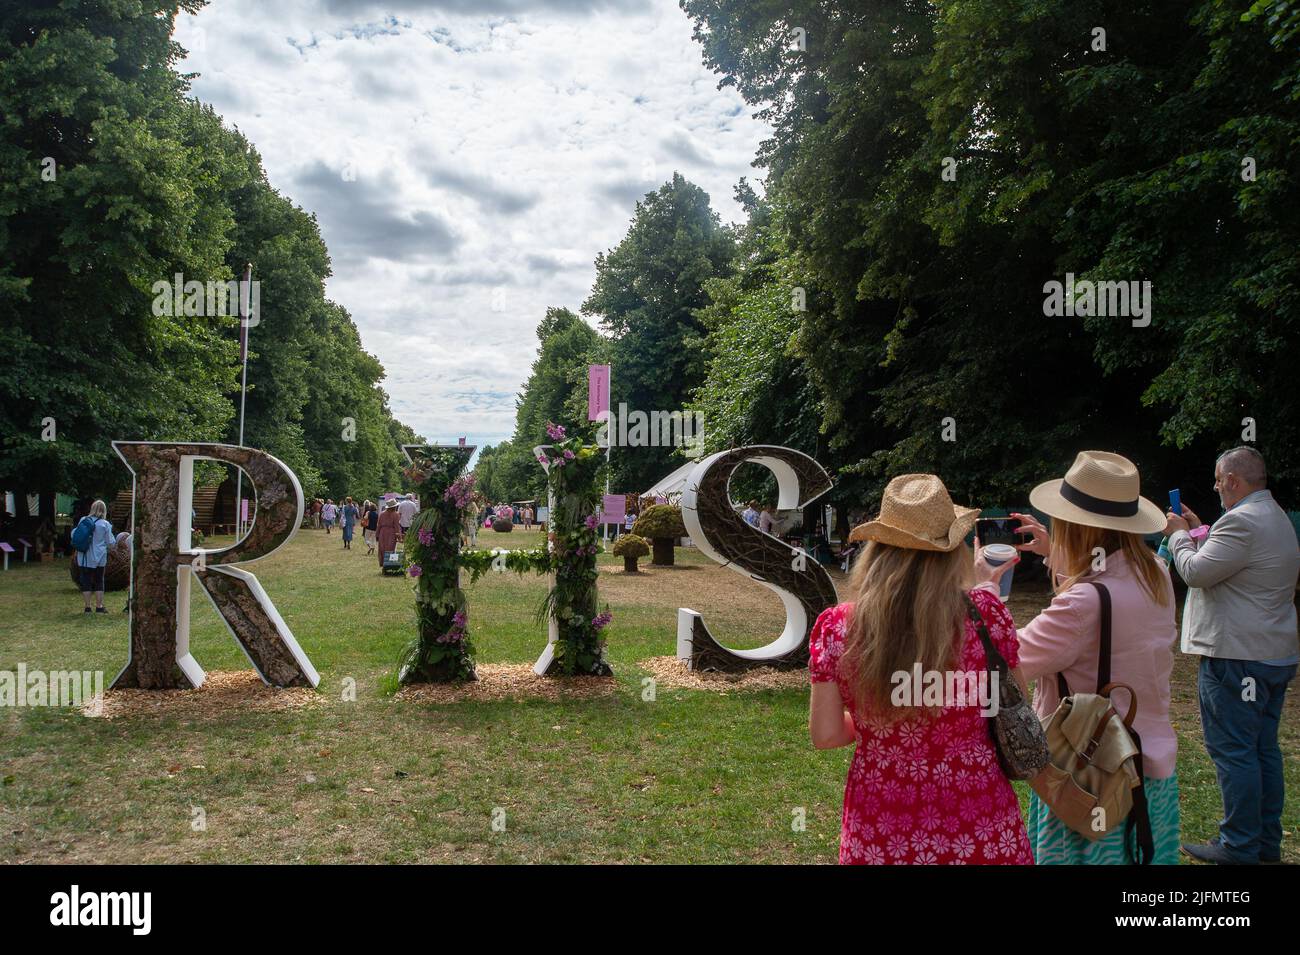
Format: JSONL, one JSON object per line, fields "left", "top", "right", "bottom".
{"left": 1, "top": 0, "right": 418, "bottom": 507}
{"left": 677, "top": 0, "right": 1300, "bottom": 506}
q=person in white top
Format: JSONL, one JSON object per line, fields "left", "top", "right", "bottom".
{"left": 758, "top": 504, "right": 775, "bottom": 535}
{"left": 397, "top": 493, "right": 419, "bottom": 532}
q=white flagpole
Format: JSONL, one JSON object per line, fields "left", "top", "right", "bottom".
{"left": 235, "top": 263, "right": 252, "bottom": 537}
{"left": 603, "top": 366, "right": 611, "bottom": 546}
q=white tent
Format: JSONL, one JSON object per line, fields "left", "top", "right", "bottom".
{"left": 641, "top": 459, "right": 699, "bottom": 500}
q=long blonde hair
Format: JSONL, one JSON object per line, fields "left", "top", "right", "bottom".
{"left": 1049, "top": 519, "right": 1170, "bottom": 606}
{"left": 840, "top": 541, "right": 972, "bottom": 719}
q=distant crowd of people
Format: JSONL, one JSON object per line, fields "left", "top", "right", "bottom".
{"left": 741, "top": 500, "right": 777, "bottom": 534}
{"left": 306, "top": 493, "right": 422, "bottom": 561}
{"left": 483, "top": 502, "right": 535, "bottom": 529}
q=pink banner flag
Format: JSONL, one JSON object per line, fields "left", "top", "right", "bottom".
{"left": 588, "top": 364, "right": 611, "bottom": 421}
{"left": 600, "top": 494, "right": 626, "bottom": 525}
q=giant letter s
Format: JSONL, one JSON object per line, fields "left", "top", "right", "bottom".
{"left": 678, "top": 446, "right": 838, "bottom": 671}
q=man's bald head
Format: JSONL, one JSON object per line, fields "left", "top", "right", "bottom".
{"left": 1214, "top": 446, "right": 1267, "bottom": 509}
{"left": 1217, "top": 446, "right": 1267, "bottom": 486}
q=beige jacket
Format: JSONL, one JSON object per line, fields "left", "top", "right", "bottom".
{"left": 1171, "top": 490, "right": 1300, "bottom": 660}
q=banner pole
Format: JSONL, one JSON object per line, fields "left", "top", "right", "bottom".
{"left": 235, "top": 263, "right": 252, "bottom": 537}
{"left": 603, "top": 366, "right": 611, "bottom": 546}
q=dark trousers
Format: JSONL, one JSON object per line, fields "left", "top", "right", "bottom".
{"left": 1198, "top": 656, "right": 1296, "bottom": 859}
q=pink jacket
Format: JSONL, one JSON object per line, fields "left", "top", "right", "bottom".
{"left": 982, "top": 550, "right": 1178, "bottom": 778}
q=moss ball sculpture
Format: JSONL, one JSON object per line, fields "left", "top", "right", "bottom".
{"left": 611, "top": 533, "right": 650, "bottom": 572}
{"left": 631, "top": 504, "right": 686, "bottom": 566}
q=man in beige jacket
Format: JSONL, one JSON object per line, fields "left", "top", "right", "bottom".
{"left": 1165, "top": 447, "right": 1299, "bottom": 864}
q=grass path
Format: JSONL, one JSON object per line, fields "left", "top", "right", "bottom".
{"left": 1, "top": 529, "right": 1295, "bottom": 863}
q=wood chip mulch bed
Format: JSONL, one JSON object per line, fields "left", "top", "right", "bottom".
{"left": 81, "top": 670, "right": 324, "bottom": 720}
{"left": 637, "top": 655, "right": 808, "bottom": 693}
{"left": 396, "top": 663, "right": 620, "bottom": 703}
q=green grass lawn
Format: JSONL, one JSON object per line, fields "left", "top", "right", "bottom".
{"left": 1, "top": 529, "right": 1295, "bottom": 863}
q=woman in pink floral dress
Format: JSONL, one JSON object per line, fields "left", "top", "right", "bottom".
{"left": 809, "top": 474, "right": 1033, "bottom": 865}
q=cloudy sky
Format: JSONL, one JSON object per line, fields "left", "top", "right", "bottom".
{"left": 173, "top": 0, "right": 769, "bottom": 450}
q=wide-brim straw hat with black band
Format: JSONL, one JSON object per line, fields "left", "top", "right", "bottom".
{"left": 1029, "top": 450, "right": 1166, "bottom": 534}
{"left": 849, "top": 474, "right": 980, "bottom": 552}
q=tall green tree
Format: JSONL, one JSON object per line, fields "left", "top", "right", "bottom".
{"left": 582, "top": 173, "right": 736, "bottom": 492}
{"left": 1, "top": 0, "right": 236, "bottom": 507}
{"left": 473, "top": 307, "right": 605, "bottom": 503}
{"left": 681, "top": 0, "right": 1300, "bottom": 509}
{"left": 690, "top": 183, "right": 820, "bottom": 459}
{"left": 1, "top": 0, "right": 421, "bottom": 517}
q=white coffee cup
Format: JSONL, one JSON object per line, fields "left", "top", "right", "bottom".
{"left": 982, "top": 543, "right": 1018, "bottom": 602}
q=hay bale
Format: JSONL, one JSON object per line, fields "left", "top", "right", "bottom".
{"left": 68, "top": 532, "right": 131, "bottom": 591}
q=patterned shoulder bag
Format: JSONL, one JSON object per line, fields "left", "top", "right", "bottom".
{"left": 963, "top": 594, "right": 1051, "bottom": 780}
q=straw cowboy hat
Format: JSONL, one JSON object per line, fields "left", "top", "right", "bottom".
{"left": 849, "top": 474, "right": 979, "bottom": 552}
{"left": 1029, "top": 450, "right": 1165, "bottom": 534}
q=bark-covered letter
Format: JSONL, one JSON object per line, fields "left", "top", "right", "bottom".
{"left": 111, "top": 442, "right": 318, "bottom": 690}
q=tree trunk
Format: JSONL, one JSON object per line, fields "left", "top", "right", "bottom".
{"left": 37, "top": 491, "right": 56, "bottom": 555}
{"left": 835, "top": 505, "right": 850, "bottom": 544}
{"left": 623, "top": 555, "right": 639, "bottom": 573}
{"left": 651, "top": 537, "right": 675, "bottom": 565}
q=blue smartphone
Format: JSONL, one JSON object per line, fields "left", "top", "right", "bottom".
{"left": 1169, "top": 489, "right": 1182, "bottom": 515}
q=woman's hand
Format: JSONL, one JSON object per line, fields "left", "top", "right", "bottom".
{"left": 973, "top": 537, "right": 1020, "bottom": 588}
{"left": 1010, "top": 511, "right": 1050, "bottom": 557}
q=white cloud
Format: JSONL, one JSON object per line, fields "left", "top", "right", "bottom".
{"left": 175, "top": 0, "right": 768, "bottom": 450}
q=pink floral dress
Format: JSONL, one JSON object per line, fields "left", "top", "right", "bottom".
{"left": 810, "top": 589, "right": 1034, "bottom": 865}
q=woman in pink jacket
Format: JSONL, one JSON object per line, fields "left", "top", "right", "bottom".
{"left": 976, "top": 451, "right": 1179, "bottom": 864}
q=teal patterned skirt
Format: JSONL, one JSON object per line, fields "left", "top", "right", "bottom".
{"left": 1028, "top": 775, "right": 1181, "bottom": 865}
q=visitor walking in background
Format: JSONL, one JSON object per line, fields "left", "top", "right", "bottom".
{"left": 809, "top": 474, "right": 1033, "bottom": 864}
{"left": 467, "top": 497, "right": 481, "bottom": 547}
{"left": 311, "top": 498, "right": 323, "bottom": 529}
{"left": 73, "top": 499, "right": 115, "bottom": 615}
{"left": 758, "top": 503, "right": 775, "bottom": 535}
{"left": 975, "top": 451, "right": 1180, "bottom": 864}
{"left": 341, "top": 497, "right": 358, "bottom": 551}
{"left": 322, "top": 499, "right": 337, "bottom": 533}
{"left": 1165, "top": 447, "right": 1300, "bottom": 865}
{"left": 397, "top": 493, "right": 419, "bottom": 535}
{"left": 742, "top": 500, "right": 759, "bottom": 527}
{"left": 362, "top": 500, "right": 378, "bottom": 555}
{"left": 377, "top": 500, "right": 401, "bottom": 570}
